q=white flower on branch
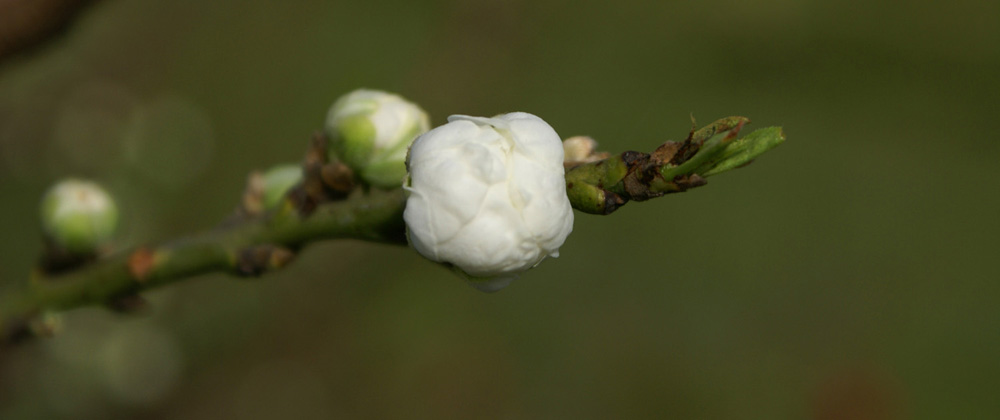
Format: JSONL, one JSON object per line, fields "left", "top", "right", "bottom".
{"left": 404, "top": 112, "right": 574, "bottom": 292}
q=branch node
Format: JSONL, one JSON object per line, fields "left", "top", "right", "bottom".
{"left": 235, "top": 244, "right": 297, "bottom": 277}
{"left": 650, "top": 140, "right": 682, "bottom": 166}
{"left": 321, "top": 162, "right": 354, "bottom": 193}
{"left": 127, "top": 247, "right": 156, "bottom": 283}
{"left": 291, "top": 131, "right": 355, "bottom": 216}
{"left": 602, "top": 189, "right": 628, "bottom": 214}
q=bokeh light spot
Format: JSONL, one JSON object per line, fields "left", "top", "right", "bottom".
{"left": 52, "top": 81, "right": 139, "bottom": 173}
{"left": 101, "top": 324, "right": 184, "bottom": 406}
{"left": 122, "top": 95, "right": 215, "bottom": 189}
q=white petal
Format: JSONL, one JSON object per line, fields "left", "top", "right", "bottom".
{"left": 404, "top": 111, "right": 574, "bottom": 288}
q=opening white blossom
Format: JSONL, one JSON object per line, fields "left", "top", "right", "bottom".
{"left": 404, "top": 112, "right": 574, "bottom": 291}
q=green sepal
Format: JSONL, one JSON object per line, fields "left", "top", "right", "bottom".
{"left": 698, "top": 127, "right": 786, "bottom": 177}
{"left": 361, "top": 159, "right": 409, "bottom": 189}
{"left": 329, "top": 114, "right": 376, "bottom": 170}
{"left": 260, "top": 165, "right": 303, "bottom": 209}
{"left": 565, "top": 156, "right": 631, "bottom": 214}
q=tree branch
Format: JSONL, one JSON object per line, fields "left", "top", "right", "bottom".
{"left": 0, "top": 117, "right": 784, "bottom": 345}
{"left": 565, "top": 116, "right": 785, "bottom": 214}
{"left": 0, "top": 0, "right": 103, "bottom": 65}
{"left": 0, "top": 187, "right": 407, "bottom": 344}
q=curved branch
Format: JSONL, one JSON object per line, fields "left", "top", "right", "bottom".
{"left": 0, "top": 117, "right": 784, "bottom": 345}
{"left": 1, "top": 188, "right": 407, "bottom": 344}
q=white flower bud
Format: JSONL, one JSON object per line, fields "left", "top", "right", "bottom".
{"left": 404, "top": 112, "right": 574, "bottom": 291}
{"left": 40, "top": 179, "right": 119, "bottom": 253}
{"left": 325, "top": 89, "right": 430, "bottom": 188}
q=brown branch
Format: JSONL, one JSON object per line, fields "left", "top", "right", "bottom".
{"left": 0, "top": 0, "right": 103, "bottom": 65}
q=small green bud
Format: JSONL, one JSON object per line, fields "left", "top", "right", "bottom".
{"left": 325, "top": 89, "right": 430, "bottom": 188}
{"left": 40, "top": 179, "right": 119, "bottom": 254}
{"left": 260, "top": 164, "right": 303, "bottom": 209}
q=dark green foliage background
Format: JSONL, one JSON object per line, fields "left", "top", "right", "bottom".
{"left": 1, "top": 0, "right": 998, "bottom": 418}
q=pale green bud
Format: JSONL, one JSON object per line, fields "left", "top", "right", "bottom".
{"left": 325, "top": 89, "right": 430, "bottom": 188}
{"left": 40, "top": 179, "right": 119, "bottom": 254}
{"left": 260, "top": 164, "right": 303, "bottom": 209}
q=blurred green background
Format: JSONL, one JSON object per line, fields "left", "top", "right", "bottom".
{"left": 1, "top": 0, "right": 998, "bottom": 418}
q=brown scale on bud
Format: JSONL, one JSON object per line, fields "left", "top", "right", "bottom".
{"left": 566, "top": 119, "right": 744, "bottom": 214}
{"left": 320, "top": 161, "right": 354, "bottom": 193}
{"left": 619, "top": 151, "right": 666, "bottom": 202}
{"left": 290, "top": 131, "right": 355, "bottom": 216}
{"left": 602, "top": 189, "right": 628, "bottom": 213}
{"left": 650, "top": 141, "right": 682, "bottom": 166}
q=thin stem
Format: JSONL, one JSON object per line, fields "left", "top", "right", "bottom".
{"left": 1, "top": 188, "right": 406, "bottom": 343}
{"left": 0, "top": 117, "right": 785, "bottom": 345}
